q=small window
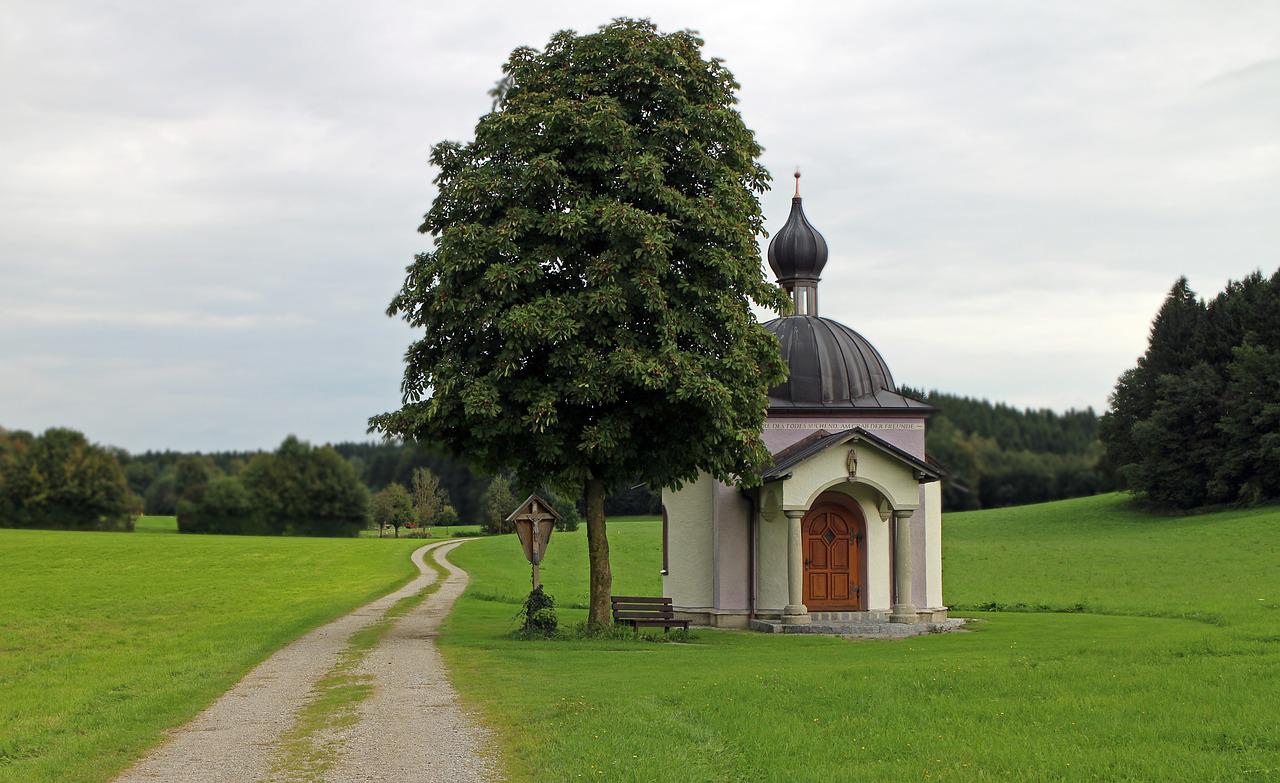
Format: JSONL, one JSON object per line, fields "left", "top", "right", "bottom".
{"left": 661, "top": 505, "right": 669, "bottom": 576}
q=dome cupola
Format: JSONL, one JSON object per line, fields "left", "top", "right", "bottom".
{"left": 761, "top": 174, "right": 932, "bottom": 412}
{"left": 766, "top": 171, "right": 828, "bottom": 316}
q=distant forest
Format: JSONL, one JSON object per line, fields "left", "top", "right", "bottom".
{"left": 114, "top": 389, "right": 1108, "bottom": 520}
{"left": 123, "top": 440, "right": 661, "bottom": 523}
{"left": 902, "top": 388, "right": 1110, "bottom": 510}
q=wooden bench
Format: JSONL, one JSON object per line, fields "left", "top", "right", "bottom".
{"left": 610, "top": 595, "right": 690, "bottom": 633}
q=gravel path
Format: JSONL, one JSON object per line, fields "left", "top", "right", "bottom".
{"left": 326, "top": 540, "right": 495, "bottom": 782}
{"left": 113, "top": 539, "right": 495, "bottom": 783}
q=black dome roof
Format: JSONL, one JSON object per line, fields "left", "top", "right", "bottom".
{"left": 767, "top": 196, "right": 828, "bottom": 284}
{"left": 764, "top": 316, "right": 930, "bottom": 411}
{"left": 761, "top": 177, "right": 931, "bottom": 412}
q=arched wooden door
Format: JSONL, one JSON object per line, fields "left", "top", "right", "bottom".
{"left": 802, "top": 502, "right": 865, "bottom": 611}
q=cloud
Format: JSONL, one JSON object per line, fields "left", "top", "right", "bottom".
{"left": 2, "top": 0, "right": 1279, "bottom": 450}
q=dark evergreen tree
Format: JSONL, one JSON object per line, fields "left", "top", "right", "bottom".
{"left": 1101, "top": 268, "right": 1280, "bottom": 510}
{"left": 1215, "top": 341, "right": 1280, "bottom": 503}
{"left": 1100, "top": 277, "right": 1205, "bottom": 482}
{"left": 1127, "top": 363, "right": 1225, "bottom": 508}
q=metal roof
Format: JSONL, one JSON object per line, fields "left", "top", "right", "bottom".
{"left": 763, "top": 315, "right": 933, "bottom": 411}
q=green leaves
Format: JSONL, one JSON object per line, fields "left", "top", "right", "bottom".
{"left": 1102, "top": 268, "right": 1280, "bottom": 508}
{"left": 0, "top": 427, "right": 135, "bottom": 531}
{"left": 373, "top": 18, "right": 787, "bottom": 494}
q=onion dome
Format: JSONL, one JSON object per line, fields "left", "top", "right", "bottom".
{"left": 761, "top": 174, "right": 931, "bottom": 412}
{"left": 766, "top": 172, "right": 828, "bottom": 315}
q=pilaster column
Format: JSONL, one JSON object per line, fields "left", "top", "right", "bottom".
{"left": 890, "top": 509, "right": 919, "bottom": 623}
{"left": 782, "top": 510, "right": 810, "bottom": 624}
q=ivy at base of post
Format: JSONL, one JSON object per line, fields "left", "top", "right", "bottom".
{"left": 516, "top": 585, "right": 558, "bottom": 639}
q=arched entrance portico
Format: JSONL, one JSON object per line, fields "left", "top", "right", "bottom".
{"left": 801, "top": 493, "right": 866, "bottom": 611}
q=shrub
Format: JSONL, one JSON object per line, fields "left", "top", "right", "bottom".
{"left": 179, "top": 476, "right": 262, "bottom": 534}
{"left": 0, "top": 427, "right": 135, "bottom": 531}
{"left": 515, "top": 586, "right": 558, "bottom": 639}
{"left": 182, "top": 436, "right": 369, "bottom": 537}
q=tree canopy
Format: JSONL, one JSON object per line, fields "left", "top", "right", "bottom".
{"left": 902, "top": 388, "right": 1110, "bottom": 511}
{"left": 0, "top": 427, "right": 136, "bottom": 531}
{"left": 371, "top": 19, "right": 788, "bottom": 622}
{"left": 1100, "top": 269, "right": 1280, "bottom": 509}
{"left": 370, "top": 482, "right": 415, "bottom": 537}
{"left": 177, "top": 436, "right": 369, "bottom": 536}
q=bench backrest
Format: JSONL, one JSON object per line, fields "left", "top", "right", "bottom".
{"left": 610, "top": 595, "right": 675, "bottom": 621}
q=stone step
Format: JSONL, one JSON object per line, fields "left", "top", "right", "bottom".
{"left": 809, "top": 611, "right": 888, "bottom": 622}
{"left": 748, "top": 617, "right": 968, "bottom": 638}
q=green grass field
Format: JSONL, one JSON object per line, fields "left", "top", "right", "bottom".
{"left": 0, "top": 527, "right": 424, "bottom": 783}
{"left": 440, "top": 494, "right": 1280, "bottom": 782}
{"left": 133, "top": 514, "right": 178, "bottom": 533}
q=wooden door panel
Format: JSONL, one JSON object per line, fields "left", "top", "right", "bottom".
{"left": 809, "top": 539, "right": 828, "bottom": 568}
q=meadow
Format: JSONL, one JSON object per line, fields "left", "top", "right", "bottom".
{"left": 0, "top": 523, "right": 424, "bottom": 783}
{"left": 5, "top": 499, "right": 1277, "bottom": 782}
{"left": 440, "top": 494, "right": 1280, "bottom": 782}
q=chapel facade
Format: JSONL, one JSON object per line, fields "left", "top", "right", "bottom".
{"left": 662, "top": 176, "right": 947, "bottom": 629}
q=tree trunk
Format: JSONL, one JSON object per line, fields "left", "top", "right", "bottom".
{"left": 584, "top": 477, "right": 612, "bottom": 626}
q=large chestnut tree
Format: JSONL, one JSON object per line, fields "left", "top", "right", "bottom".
{"left": 372, "top": 18, "right": 788, "bottom": 624}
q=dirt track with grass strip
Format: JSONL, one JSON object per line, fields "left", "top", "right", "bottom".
{"left": 113, "top": 540, "right": 495, "bottom": 783}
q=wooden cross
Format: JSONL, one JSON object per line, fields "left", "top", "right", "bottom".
{"left": 507, "top": 494, "right": 560, "bottom": 591}
{"left": 522, "top": 500, "right": 555, "bottom": 566}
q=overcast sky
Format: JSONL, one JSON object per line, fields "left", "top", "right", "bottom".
{"left": 2, "top": 1, "right": 1278, "bottom": 452}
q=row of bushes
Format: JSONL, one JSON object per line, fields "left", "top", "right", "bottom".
{"left": 0, "top": 428, "right": 138, "bottom": 531}
{"left": 1, "top": 424, "right": 594, "bottom": 536}
{"left": 126, "top": 439, "right": 657, "bottom": 524}
{"left": 177, "top": 436, "right": 368, "bottom": 537}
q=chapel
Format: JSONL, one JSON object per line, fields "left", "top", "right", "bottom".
{"left": 662, "top": 175, "right": 947, "bottom": 630}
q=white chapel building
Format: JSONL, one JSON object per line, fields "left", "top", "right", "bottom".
{"left": 662, "top": 181, "right": 948, "bottom": 630}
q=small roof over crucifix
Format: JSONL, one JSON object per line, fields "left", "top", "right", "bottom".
{"left": 505, "top": 493, "right": 561, "bottom": 525}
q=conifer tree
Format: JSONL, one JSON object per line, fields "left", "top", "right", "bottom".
{"left": 1101, "top": 268, "right": 1280, "bottom": 509}
{"left": 1127, "top": 363, "right": 1225, "bottom": 508}
{"left": 1099, "top": 278, "right": 1205, "bottom": 483}
{"left": 1216, "top": 341, "right": 1280, "bottom": 503}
